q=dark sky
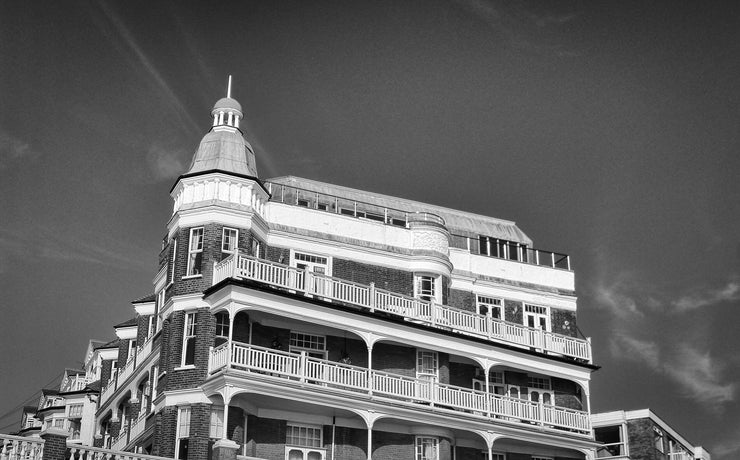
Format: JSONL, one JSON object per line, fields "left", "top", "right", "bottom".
{"left": 1, "top": 0, "right": 739, "bottom": 456}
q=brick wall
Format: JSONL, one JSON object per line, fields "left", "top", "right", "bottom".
{"left": 162, "top": 308, "right": 214, "bottom": 392}
{"left": 449, "top": 361, "right": 477, "bottom": 388}
{"left": 232, "top": 311, "right": 251, "bottom": 344}
{"left": 137, "top": 315, "right": 151, "bottom": 346}
{"left": 627, "top": 418, "right": 662, "bottom": 460}
{"left": 247, "top": 416, "right": 285, "bottom": 460}
{"left": 449, "top": 289, "right": 475, "bottom": 312}
{"left": 187, "top": 403, "right": 211, "bottom": 460}
{"left": 118, "top": 339, "right": 130, "bottom": 366}
{"left": 372, "top": 343, "right": 415, "bottom": 378}
{"left": 505, "top": 300, "right": 523, "bottom": 324}
{"left": 333, "top": 258, "right": 414, "bottom": 296}
{"left": 551, "top": 309, "right": 577, "bottom": 338}
{"left": 326, "top": 336, "right": 368, "bottom": 367}
{"left": 101, "top": 359, "right": 114, "bottom": 387}
{"left": 455, "top": 446, "right": 484, "bottom": 460}
{"left": 552, "top": 377, "right": 584, "bottom": 410}
{"left": 154, "top": 407, "right": 177, "bottom": 458}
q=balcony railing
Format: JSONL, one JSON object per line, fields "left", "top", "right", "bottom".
{"left": 209, "top": 343, "right": 591, "bottom": 435}
{"left": 99, "top": 334, "right": 157, "bottom": 405}
{"left": 265, "top": 181, "right": 570, "bottom": 270}
{"left": 213, "top": 254, "right": 591, "bottom": 362}
{"left": 67, "top": 444, "right": 172, "bottom": 460}
{"left": 667, "top": 452, "right": 693, "bottom": 460}
{"left": 0, "top": 433, "right": 44, "bottom": 459}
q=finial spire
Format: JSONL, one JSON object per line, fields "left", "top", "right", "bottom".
{"left": 227, "top": 75, "right": 232, "bottom": 99}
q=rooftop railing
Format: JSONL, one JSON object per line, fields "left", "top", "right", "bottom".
{"left": 213, "top": 254, "right": 591, "bottom": 362}
{"left": 0, "top": 433, "right": 44, "bottom": 459}
{"left": 265, "top": 181, "right": 571, "bottom": 270}
{"left": 209, "top": 342, "right": 591, "bottom": 435}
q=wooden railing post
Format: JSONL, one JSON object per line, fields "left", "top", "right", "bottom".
{"left": 369, "top": 282, "right": 375, "bottom": 312}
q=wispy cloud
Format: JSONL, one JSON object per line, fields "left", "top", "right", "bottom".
{"left": 612, "top": 333, "right": 736, "bottom": 408}
{"left": 0, "top": 130, "right": 41, "bottom": 169}
{"left": 713, "top": 435, "right": 740, "bottom": 458}
{"left": 92, "top": 1, "right": 200, "bottom": 134}
{"left": 673, "top": 277, "right": 740, "bottom": 311}
{"left": 146, "top": 144, "right": 188, "bottom": 181}
{"left": 0, "top": 227, "right": 151, "bottom": 273}
{"left": 452, "top": 0, "right": 581, "bottom": 57}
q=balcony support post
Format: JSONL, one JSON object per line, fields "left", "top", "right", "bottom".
{"left": 367, "top": 346, "right": 373, "bottom": 396}
{"left": 369, "top": 283, "right": 375, "bottom": 312}
{"left": 227, "top": 312, "right": 235, "bottom": 368}
{"left": 484, "top": 367, "right": 491, "bottom": 418}
{"left": 366, "top": 425, "right": 373, "bottom": 460}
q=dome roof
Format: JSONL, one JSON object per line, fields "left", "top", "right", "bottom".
{"left": 186, "top": 129, "right": 257, "bottom": 177}
{"left": 212, "top": 97, "right": 242, "bottom": 113}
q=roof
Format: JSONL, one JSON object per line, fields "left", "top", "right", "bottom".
{"left": 94, "top": 339, "right": 120, "bottom": 350}
{"left": 266, "top": 176, "right": 533, "bottom": 245}
{"left": 114, "top": 317, "right": 138, "bottom": 328}
{"left": 212, "top": 97, "right": 242, "bottom": 113}
{"left": 132, "top": 293, "right": 156, "bottom": 304}
{"left": 64, "top": 368, "right": 85, "bottom": 375}
{"left": 186, "top": 129, "right": 258, "bottom": 177}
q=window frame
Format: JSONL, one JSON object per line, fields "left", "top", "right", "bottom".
{"left": 285, "top": 423, "right": 325, "bottom": 460}
{"left": 476, "top": 295, "right": 504, "bottom": 320}
{"left": 289, "top": 331, "right": 327, "bottom": 359}
{"left": 175, "top": 406, "right": 191, "bottom": 460}
{"left": 222, "top": 227, "right": 238, "bottom": 255}
{"left": 168, "top": 238, "right": 177, "bottom": 286}
{"left": 214, "top": 312, "right": 230, "bottom": 346}
{"left": 414, "top": 274, "right": 440, "bottom": 303}
{"left": 185, "top": 227, "right": 204, "bottom": 277}
{"left": 181, "top": 312, "right": 197, "bottom": 367}
{"left": 209, "top": 406, "right": 225, "bottom": 439}
{"left": 415, "top": 436, "right": 439, "bottom": 460}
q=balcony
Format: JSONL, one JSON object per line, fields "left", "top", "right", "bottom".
{"left": 213, "top": 254, "right": 592, "bottom": 362}
{"left": 209, "top": 342, "right": 591, "bottom": 435}
{"left": 100, "top": 334, "right": 156, "bottom": 404}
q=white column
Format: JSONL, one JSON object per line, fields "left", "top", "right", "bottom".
{"left": 366, "top": 425, "right": 373, "bottom": 460}
{"left": 367, "top": 346, "right": 373, "bottom": 395}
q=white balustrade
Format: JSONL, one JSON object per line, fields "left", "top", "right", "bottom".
{"left": 210, "top": 343, "right": 591, "bottom": 434}
{"left": 99, "top": 335, "right": 158, "bottom": 405}
{"left": 213, "top": 255, "right": 592, "bottom": 362}
{"left": 67, "top": 444, "right": 173, "bottom": 460}
{"left": 0, "top": 434, "right": 44, "bottom": 460}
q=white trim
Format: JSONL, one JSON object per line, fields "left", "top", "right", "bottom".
{"left": 222, "top": 227, "right": 239, "bottom": 253}
{"left": 186, "top": 227, "right": 204, "bottom": 277}
{"left": 134, "top": 302, "right": 156, "bottom": 316}
{"left": 115, "top": 326, "right": 137, "bottom": 340}
{"left": 160, "top": 389, "right": 211, "bottom": 407}
{"left": 181, "top": 312, "right": 197, "bottom": 367}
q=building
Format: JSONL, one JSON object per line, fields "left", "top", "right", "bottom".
{"left": 87, "top": 83, "right": 600, "bottom": 460}
{"left": 16, "top": 340, "right": 106, "bottom": 446}
{"left": 591, "top": 409, "right": 711, "bottom": 460}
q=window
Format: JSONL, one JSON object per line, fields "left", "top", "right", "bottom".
{"left": 595, "top": 425, "right": 626, "bottom": 458}
{"left": 54, "top": 419, "right": 65, "bottom": 429}
{"left": 181, "top": 312, "right": 197, "bottom": 366}
{"left": 150, "top": 366, "right": 159, "bottom": 412}
{"left": 251, "top": 238, "right": 261, "bottom": 258}
{"left": 289, "top": 332, "right": 326, "bottom": 359}
{"left": 127, "top": 340, "right": 137, "bottom": 362}
{"left": 416, "top": 350, "right": 438, "bottom": 400}
{"left": 491, "top": 454, "right": 505, "bottom": 460}
{"left": 176, "top": 407, "right": 191, "bottom": 460}
{"left": 415, "top": 437, "right": 438, "bottom": 460}
{"left": 291, "top": 252, "right": 331, "bottom": 296}
{"left": 186, "top": 228, "right": 204, "bottom": 276}
{"left": 215, "top": 312, "right": 229, "bottom": 346}
{"left": 476, "top": 296, "right": 503, "bottom": 320}
{"left": 68, "top": 404, "right": 84, "bottom": 418}
{"left": 222, "top": 228, "right": 238, "bottom": 254}
{"left": 654, "top": 427, "right": 664, "bottom": 453}
{"left": 524, "top": 304, "right": 550, "bottom": 331}
{"left": 285, "top": 423, "right": 324, "bottom": 460}
{"left": 414, "top": 275, "right": 438, "bottom": 303}
{"left": 209, "top": 406, "right": 224, "bottom": 439}
{"left": 169, "top": 239, "right": 177, "bottom": 284}
{"left": 532, "top": 457, "right": 553, "bottom": 460}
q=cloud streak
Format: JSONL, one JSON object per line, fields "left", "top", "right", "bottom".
{"left": 612, "top": 333, "right": 736, "bottom": 408}
{"left": 0, "top": 130, "right": 40, "bottom": 169}
{"left": 673, "top": 278, "right": 740, "bottom": 311}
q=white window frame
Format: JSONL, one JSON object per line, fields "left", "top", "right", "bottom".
{"left": 185, "top": 227, "right": 204, "bottom": 277}
{"left": 415, "top": 436, "right": 439, "bottom": 460}
{"left": 290, "top": 251, "right": 332, "bottom": 297}
{"left": 215, "top": 312, "right": 230, "bottom": 346}
{"left": 524, "top": 304, "right": 550, "bottom": 331}
{"left": 180, "top": 312, "right": 197, "bottom": 367}
{"left": 209, "top": 406, "right": 225, "bottom": 439}
{"left": 168, "top": 239, "right": 177, "bottom": 286}
{"left": 472, "top": 370, "right": 505, "bottom": 395}
{"left": 414, "top": 274, "right": 440, "bottom": 303}
{"left": 491, "top": 453, "right": 505, "bottom": 460}
{"left": 150, "top": 366, "right": 159, "bottom": 412}
{"left": 156, "top": 290, "right": 165, "bottom": 333}
{"left": 68, "top": 403, "right": 84, "bottom": 418}
{"left": 285, "top": 423, "right": 325, "bottom": 460}
{"left": 127, "top": 340, "right": 137, "bottom": 363}
{"left": 289, "top": 331, "right": 327, "bottom": 359}
{"left": 476, "top": 295, "right": 504, "bottom": 320}
{"left": 175, "top": 406, "right": 191, "bottom": 460}
{"left": 222, "top": 228, "right": 238, "bottom": 254}
{"left": 251, "top": 238, "right": 261, "bottom": 258}
{"left": 654, "top": 427, "right": 665, "bottom": 453}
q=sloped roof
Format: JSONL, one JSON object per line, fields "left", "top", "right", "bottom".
{"left": 186, "top": 130, "right": 258, "bottom": 177}
{"left": 132, "top": 293, "right": 156, "bottom": 304}
{"left": 114, "top": 317, "right": 138, "bottom": 328}
{"left": 94, "top": 339, "right": 120, "bottom": 350}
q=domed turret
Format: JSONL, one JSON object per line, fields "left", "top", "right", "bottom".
{"left": 185, "top": 76, "right": 258, "bottom": 177}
